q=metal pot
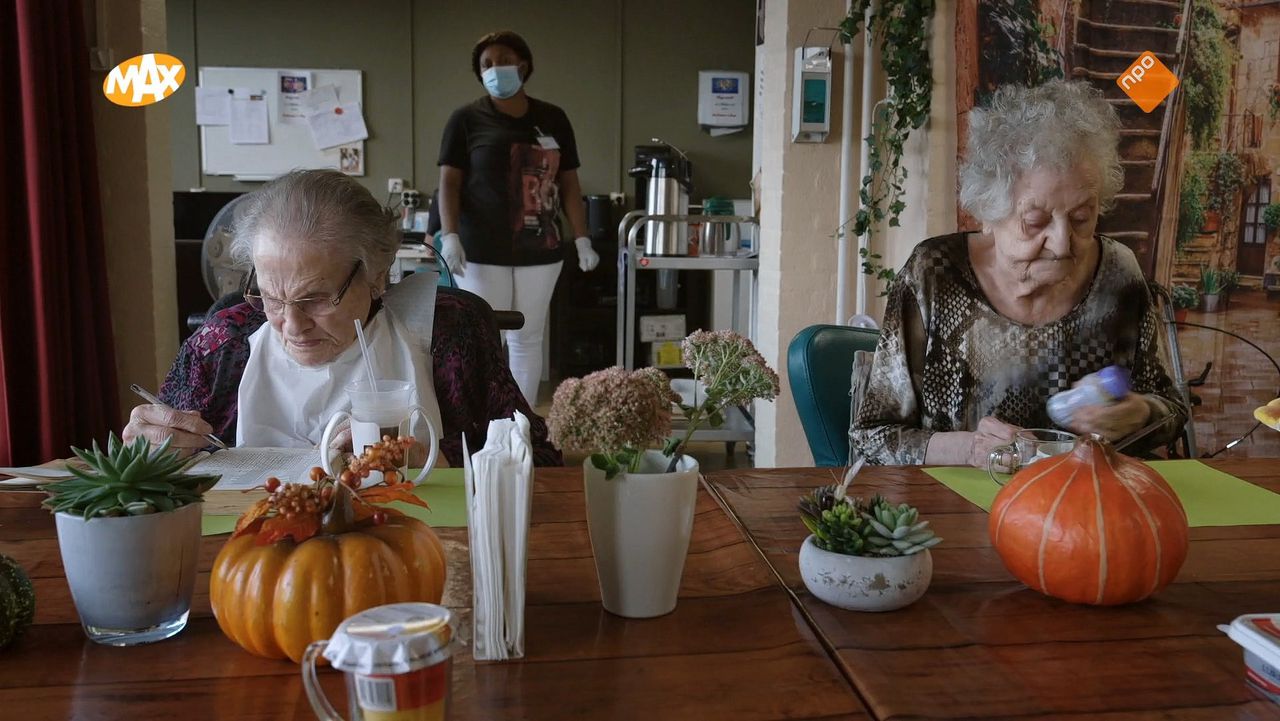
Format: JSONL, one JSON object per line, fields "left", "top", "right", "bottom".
{"left": 700, "top": 219, "right": 739, "bottom": 256}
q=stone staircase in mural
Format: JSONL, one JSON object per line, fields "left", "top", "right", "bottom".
{"left": 1071, "top": 0, "right": 1184, "bottom": 278}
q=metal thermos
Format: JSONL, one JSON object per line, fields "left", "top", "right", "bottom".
{"left": 644, "top": 158, "right": 689, "bottom": 256}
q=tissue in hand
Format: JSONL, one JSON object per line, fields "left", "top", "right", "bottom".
{"left": 1047, "top": 366, "right": 1132, "bottom": 427}
{"left": 464, "top": 412, "right": 533, "bottom": 661}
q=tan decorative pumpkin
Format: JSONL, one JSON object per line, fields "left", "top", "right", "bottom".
{"left": 988, "top": 434, "right": 1189, "bottom": 605}
{"left": 211, "top": 511, "right": 446, "bottom": 663}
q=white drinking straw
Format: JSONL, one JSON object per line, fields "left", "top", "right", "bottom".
{"left": 353, "top": 319, "right": 378, "bottom": 391}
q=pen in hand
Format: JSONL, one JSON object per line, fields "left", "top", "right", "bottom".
{"left": 128, "top": 384, "right": 229, "bottom": 451}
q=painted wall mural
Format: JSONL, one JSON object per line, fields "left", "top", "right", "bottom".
{"left": 956, "top": 0, "right": 1280, "bottom": 458}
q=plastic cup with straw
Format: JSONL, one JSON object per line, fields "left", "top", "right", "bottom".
{"left": 353, "top": 318, "right": 379, "bottom": 391}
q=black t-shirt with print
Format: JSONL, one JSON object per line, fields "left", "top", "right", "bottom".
{"left": 437, "top": 96, "right": 580, "bottom": 267}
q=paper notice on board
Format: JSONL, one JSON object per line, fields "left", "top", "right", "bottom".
{"left": 304, "top": 84, "right": 340, "bottom": 114}
{"left": 196, "top": 86, "right": 233, "bottom": 125}
{"left": 697, "top": 70, "right": 749, "bottom": 129}
{"left": 307, "top": 102, "right": 368, "bottom": 150}
{"left": 229, "top": 91, "right": 269, "bottom": 144}
{"left": 277, "top": 70, "right": 313, "bottom": 124}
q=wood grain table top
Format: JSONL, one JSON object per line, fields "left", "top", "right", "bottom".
{"left": 705, "top": 460, "right": 1280, "bottom": 721}
{"left": 0, "top": 469, "right": 870, "bottom": 721}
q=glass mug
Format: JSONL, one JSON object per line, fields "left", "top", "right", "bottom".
{"left": 320, "top": 380, "right": 439, "bottom": 485}
{"left": 303, "top": 603, "right": 455, "bottom": 721}
{"left": 987, "top": 429, "right": 1077, "bottom": 485}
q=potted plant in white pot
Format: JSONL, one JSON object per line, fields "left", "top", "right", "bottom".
{"left": 548, "top": 330, "right": 779, "bottom": 618}
{"left": 41, "top": 434, "right": 219, "bottom": 645}
{"left": 1200, "top": 265, "right": 1223, "bottom": 313}
{"left": 798, "top": 478, "right": 941, "bottom": 612}
{"left": 1171, "top": 284, "right": 1200, "bottom": 323}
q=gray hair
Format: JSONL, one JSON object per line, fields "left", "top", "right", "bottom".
{"left": 959, "top": 80, "right": 1124, "bottom": 223}
{"left": 230, "top": 169, "right": 399, "bottom": 286}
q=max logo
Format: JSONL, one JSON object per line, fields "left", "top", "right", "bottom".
{"left": 1117, "top": 51, "right": 1178, "bottom": 113}
{"left": 102, "top": 53, "right": 186, "bottom": 107}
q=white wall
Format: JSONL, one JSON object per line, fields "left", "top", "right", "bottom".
{"left": 752, "top": 0, "right": 957, "bottom": 467}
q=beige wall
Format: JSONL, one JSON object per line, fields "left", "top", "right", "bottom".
{"left": 167, "top": 0, "right": 755, "bottom": 202}
{"left": 753, "top": 0, "right": 958, "bottom": 467}
{"left": 93, "top": 0, "right": 178, "bottom": 426}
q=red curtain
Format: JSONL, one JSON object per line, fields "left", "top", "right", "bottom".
{"left": 0, "top": 1, "right": 119, "bottom": 466}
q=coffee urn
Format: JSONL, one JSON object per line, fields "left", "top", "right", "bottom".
{"left": 629, "top": 142, "right": 692, "bottom": 256}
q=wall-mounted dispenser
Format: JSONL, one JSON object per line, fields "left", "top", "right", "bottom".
{"left": 791, "top": 46, "right": 832, "bottom": 143}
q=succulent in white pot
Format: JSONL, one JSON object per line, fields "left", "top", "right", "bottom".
{"left": 41, "top": 434, "right": 220, "bottom": 645}
{"left": 797, "top": 481, "right": 940, "bottom": 612}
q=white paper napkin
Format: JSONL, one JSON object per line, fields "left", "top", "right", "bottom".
{"left": 464, "top": 412, "right": 533, "bottom": 660}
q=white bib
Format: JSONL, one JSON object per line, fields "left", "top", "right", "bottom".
{"left": 236, "top": 308, "right": 443, "bottom": 449}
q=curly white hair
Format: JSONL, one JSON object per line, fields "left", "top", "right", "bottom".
{"left": 959, "top": 79, "right": 1124, "bottom": 223}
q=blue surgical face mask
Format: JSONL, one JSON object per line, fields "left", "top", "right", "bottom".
{"left": 481, "top": 65, "right": 523, "bottom": 99}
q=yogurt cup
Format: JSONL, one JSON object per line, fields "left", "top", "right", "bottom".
{"left": 1220, "top": 613, "right": 1280, "bottom": 703}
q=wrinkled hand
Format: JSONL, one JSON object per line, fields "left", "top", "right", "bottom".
{"left": 122, "top": 404, "right": 214, "bottom": 457}
{"left": 439, "top": 232, "right": 466, "bottom": 277}
{"left": 970, "top": 416, "right": 1022, "bottom": 469}
{"left": 574, "top": 236, "right": 600, "bottom": 272}
{"left": 1068, "top": 392, "right": 1151, "bottom": 441}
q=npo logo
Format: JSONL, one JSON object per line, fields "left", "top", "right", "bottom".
{"left": 102, "top": 53, "right": 186, "bottom": 107}
{"left": 1117, "top": 51, "right": 1178, "bottom": 113}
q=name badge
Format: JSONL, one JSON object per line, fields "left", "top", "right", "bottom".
{"left": 536, "top": 135, "right": 559, "bottom": 150}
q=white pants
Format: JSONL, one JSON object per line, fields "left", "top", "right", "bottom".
{"left": 454, "top": 261, "right": 563, "bottom": 405}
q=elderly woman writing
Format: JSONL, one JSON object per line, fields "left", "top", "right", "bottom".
{"left": 122, "top": 170, "right": 561, "bottom": 466}
{"left": 850, "top": 80, "right": 1187, "bottom": 466}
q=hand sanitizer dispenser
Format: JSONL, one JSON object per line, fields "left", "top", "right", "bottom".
{"left": 792, "top": 46, "right": 832, "bottom": 143}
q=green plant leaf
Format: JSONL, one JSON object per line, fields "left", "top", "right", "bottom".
{"left": 589, "top": 453, "right": 611, "bottom": 471}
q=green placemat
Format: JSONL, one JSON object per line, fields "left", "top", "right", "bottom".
{"left": 924, "top": 460, "right": 1280, "bottom": 527}
{"left": 201, "top": 468, "right": 466, "bottom": 536}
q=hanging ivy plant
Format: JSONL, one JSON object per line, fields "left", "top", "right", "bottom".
{"left": 1176, "top": 153, "right": 1212, "bottom": 251}
{"left": 1176, "top": 172, "right": 1207, "bottom": 252}
{"left": 838, "top": 0, "right": 936, "bottom": 290}
{"left": 1205, "top": 151, "right": 1245, "bottom": 212}
{"left": 1183, "top": 0, "right": 1234, "bottom": 150}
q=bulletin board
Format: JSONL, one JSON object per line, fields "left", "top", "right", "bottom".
{"left": 198, "top": 67, "right": 363, "bottom": 181}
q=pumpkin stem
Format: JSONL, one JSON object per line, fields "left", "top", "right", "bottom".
{"left": 321, "top": 483, "right": 356, "bottom": 534}
{"left": 1075, "top": 432, "right": 1118, "bottom": 463}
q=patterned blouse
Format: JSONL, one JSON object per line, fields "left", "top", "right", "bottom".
{"left": 159, "top": 293, "right": 563, "bottom": 467}
{"left": 849, "top": 233, "right": 1187, "bottom": 465}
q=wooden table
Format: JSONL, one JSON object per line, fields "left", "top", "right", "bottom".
{"left": 0, "top": 470, "right": 870, "bottom": 721}
{"left": 706, "top": 461, "right": 1280, "bottom": 721}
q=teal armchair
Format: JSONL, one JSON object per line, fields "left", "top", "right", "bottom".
{"left": 787, "top": 324, "right": 880, "bottom": 467}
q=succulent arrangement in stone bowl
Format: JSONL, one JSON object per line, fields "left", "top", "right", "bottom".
{"left": 797, "top": 473, "right": 942, "bottom": 611}
{"left": 800, "top": 486, "right": 941, "bottom": 557}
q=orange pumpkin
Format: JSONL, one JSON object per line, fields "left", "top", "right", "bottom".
{"left": 988, "top": 434, "right": 1189, "bottom": 605}
{"left": 210, "top": 514, "right": 447, "bottom": 662}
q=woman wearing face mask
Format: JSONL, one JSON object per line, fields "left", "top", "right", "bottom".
{"left": 437, "top": 30, "right": 598, "bottom": 406}
{"left": 848, "top": 80, "right": 1187, "bottom": 467}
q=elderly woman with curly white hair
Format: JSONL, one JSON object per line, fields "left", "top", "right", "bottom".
{"left": 849, "top": 79, "right": 1187, "bottom": 467}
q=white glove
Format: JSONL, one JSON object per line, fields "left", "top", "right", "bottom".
{"left": 440, "top": 232, "right": 466, "bottom": 277}
{"left": 574, "top": 236, "right": 600, "bottom": 272}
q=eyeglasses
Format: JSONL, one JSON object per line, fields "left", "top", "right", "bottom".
{"left": 243, "top": 263, "right": 362, "bottom": 317}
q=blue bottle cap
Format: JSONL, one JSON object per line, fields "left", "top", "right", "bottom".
{"left": 1098, "top": 366, "right": 1132, "bottom": 400}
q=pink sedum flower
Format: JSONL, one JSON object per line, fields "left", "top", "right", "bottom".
{"left": 548, "top": 366, "right": 680, "bottom": 456}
